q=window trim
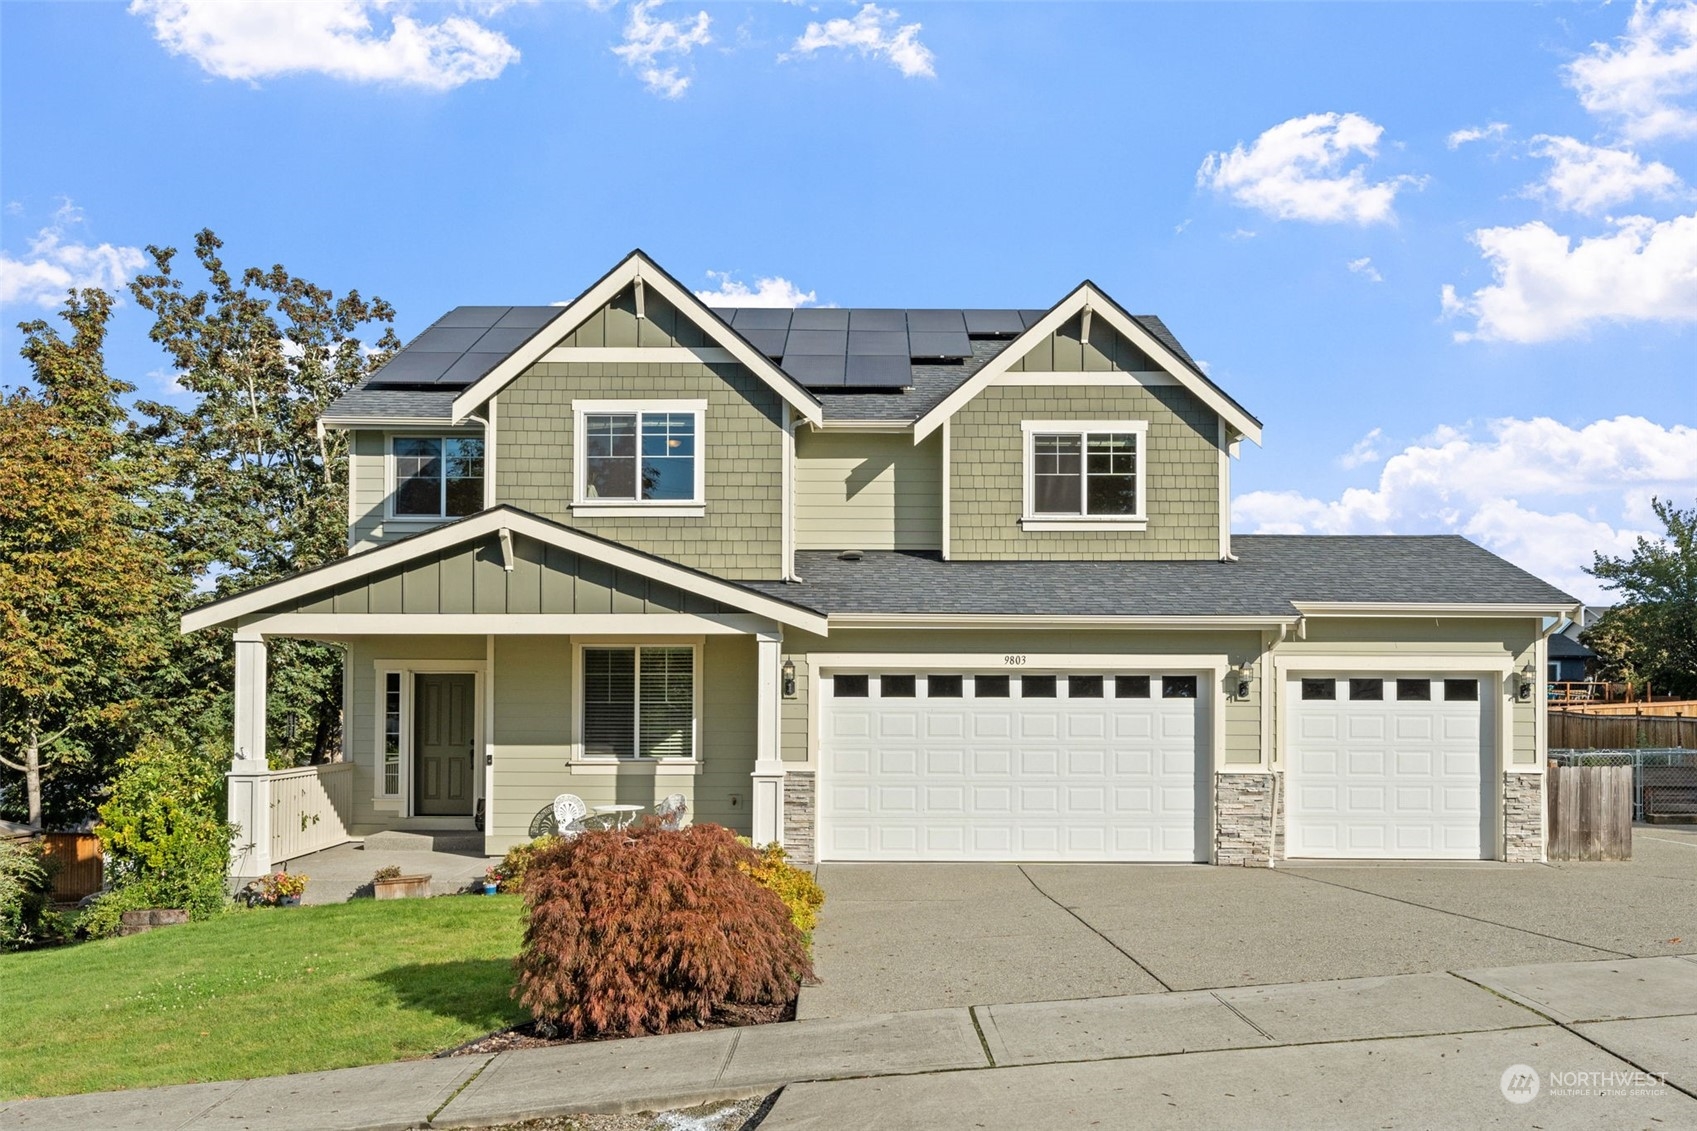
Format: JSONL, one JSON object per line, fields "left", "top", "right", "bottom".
{"left": 369, "top": 660, "right": 485, "bottom": 814}
{"left": 571, "top": 399, "right": 708, "bottom": 517}
{"left": 1019, "top": 419, "right": 1148, "bottom": 530}
{"left": 570, "top": 638, "right": 704, "bottom": 766}
{"left": 385, "top": 431, "right": 487, "bottom": 523}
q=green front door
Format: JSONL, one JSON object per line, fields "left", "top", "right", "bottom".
{"left": 415, "top": 673, "right": 475, "bottom": 817}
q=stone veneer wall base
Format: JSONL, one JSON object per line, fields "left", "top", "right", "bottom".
{"left": 1215, "top": 773, "right": 1281, "bottom": 867}
{"left": 783, "top": 771, "right": 816, "bottom": 866}
{"left": 1503, "top": 771, "right": 1544, "bottom": 863}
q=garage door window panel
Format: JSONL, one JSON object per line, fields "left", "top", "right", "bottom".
{"left": 1444, "top": 679, "right": 1479, "bottom": 701}
{"left": 1162, "top": 676, "right": 1198, "bottom": 699}
{"left": 975, "top": 675, "right": 1010, "bottom": 698}
{"left": 1021, "top": 675, "right": 1058, "bottom": 698}
{"left": 1397, "top": 679, "right": 1431, "bottom": 701}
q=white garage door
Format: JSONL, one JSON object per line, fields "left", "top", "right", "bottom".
{"left": 1286, "top": 674, "right": 1491, "bottom": 860}
{"left": 820, "top": 670, "right": 1207, "bottom": 862}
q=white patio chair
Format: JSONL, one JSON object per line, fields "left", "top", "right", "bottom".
{"left": 655, "top": 793, "right": 688, "bottom": 830}
{"left": 552, "top": 793, "right": 592, "bottom": 839}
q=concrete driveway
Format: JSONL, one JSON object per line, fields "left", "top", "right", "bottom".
{"left": 799, "top": 825, "right": 1697, "bottom": 1019}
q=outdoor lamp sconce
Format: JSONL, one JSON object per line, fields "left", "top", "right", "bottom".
{"left": 1515, "top": 665, "right": 1536, "bottom": 702}
{"left": 782, "top": 659, "right": 797, "bottom": 698}
{"left": 1229, "top": 666, "right": 1252, "bottom": 700}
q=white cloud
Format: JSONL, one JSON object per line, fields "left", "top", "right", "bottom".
{"left": 1233, "top": 415, "right": 1697, "bottom": 602}
{"left": 786, "top": 4, "right": 935, "bottom": 79}
{"left": 1339, "top": 427, "right": 1384, "bottom": 469}
{"left": 1347, "top": 256, "right": 1383, "bottom": 283}
{"left": 0, "top": 201, "right": 146, "bottom": 309}
{"left": 612, "top": 0, "right": 711, "bottom": 99}
{"left": 694, "top": 271, "right": 817, "bottom": 307}
{"left": 1446, "top": 121, "right": 1509, "bottom": 149}
{"left": 1441, "top": 212, "right": 1697, "bottom": 342}
{"left": 1565, "top": 0, "right": 1697, "bottom": 142}
{"left": 1197, "top": 112, "right": 1423, "bottom": 225}
{"left": 129, "top": 0, "right": 519, "bottom": 90}
{"left": 1527, "top": 135, "right": 1684, "bottom": 214}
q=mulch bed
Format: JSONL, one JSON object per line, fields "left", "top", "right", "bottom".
{"left": 438, "top": 997, "right": 797, "bottom": 1058}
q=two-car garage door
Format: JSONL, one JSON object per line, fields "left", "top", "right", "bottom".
{"left": 1285, "top": 674, "right": 1493, "bottom": 860}
{"left": 820, "top": 670, "right": 1208, "bottom": 862}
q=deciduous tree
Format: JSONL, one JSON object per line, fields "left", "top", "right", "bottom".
{"left": 1582, "top": 497, "right": 1697, "bottom": 699}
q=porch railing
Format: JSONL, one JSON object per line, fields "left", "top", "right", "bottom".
{"left": 267, "top": 764, "right": 354, "bottom": 865}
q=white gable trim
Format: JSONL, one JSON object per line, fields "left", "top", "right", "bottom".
{"left": 181, "top": 507, "right": 828, "bottom": 636}
{"left": 447, "top": 252, "right": 823, "bottom": 426}
{"left": 911, "top": 283, "right": 1262, "bottom": 445}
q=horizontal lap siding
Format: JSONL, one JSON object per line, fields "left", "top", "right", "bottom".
{"left": 494, "top": 355, "right": 785, "bottom": 580}
{"left": 345, "top": 428, "right": 481, "bottom": 552}
{"left": 488, "top": 635, "right": 756, "bottom": 853}
{"left": 950, "top": 383, "right": 1222, "bottom": 561}
{"left": 795, "top": 431, "right": 942, "bottom": 551}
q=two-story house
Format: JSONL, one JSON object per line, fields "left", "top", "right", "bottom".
{"left": 185, "top": 250, "right": 1577, "bottom": 876}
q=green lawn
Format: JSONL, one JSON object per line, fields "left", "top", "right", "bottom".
{"left": 0, "top": 897, "right": 528, "bottom": 1100}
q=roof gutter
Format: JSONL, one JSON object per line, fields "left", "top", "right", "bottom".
{"left": 825, "top": 613, "right": 1300, "bottom": 630}
{"left": 1291, "top": 602, "right": 1578, "bottom": 618}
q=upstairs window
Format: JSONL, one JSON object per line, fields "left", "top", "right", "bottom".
{"left": 393, "top": 437, "right": 484, "bottom": 517}
{"left": 574, "top": 402, "right": 706, "bottom": 509}
{"left": 1022, "top": 421, "right": 1147, "bottom": 525}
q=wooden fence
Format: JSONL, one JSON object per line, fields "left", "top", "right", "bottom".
{"left": 267, "top": 763, "right": 354, "bottom": 865}
{"left": 1550, "top": 711, "right": 1697, "bottom": 750}
{"left": 1547, "top": 764, "right": 1633, "bottom": 861}
{"left": 39, "top": 833, "right": 102, "bottom": 900}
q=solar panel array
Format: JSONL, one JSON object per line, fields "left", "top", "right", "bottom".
{"left": 367, "top": 305, "right": 1051, "bottom": 391}
{"left": 365, "top": 306, "right": 561, "bottom": 387}
{"left": 712, "top": 307, "right": 1047, "bottom": 389}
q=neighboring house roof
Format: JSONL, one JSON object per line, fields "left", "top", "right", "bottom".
{"left": 746, "top": 537, "right": 1577, "bottom": 618}
{"left": 1548, "top": 633, "right": 1597, "bottom": 660}
{"left": 180, "top": 506, "right": 828, "bottom": 635}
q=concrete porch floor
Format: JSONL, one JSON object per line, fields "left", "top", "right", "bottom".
{"left": 275, "top": 839, "right": 495, "bottom": 904}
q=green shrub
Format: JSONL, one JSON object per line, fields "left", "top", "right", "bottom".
{"left": 739, "top": 842, "right": 825, "bottom": 936}
{"left": 514, "top": 822, "right": 811, "bottom": 1039}
{"left": 83, "top": 738, "right": 233, "bottom": 938}
{"left": 496, "top": 835, "right": 558, "bottom": 894}
{"left": 0, "top": 838, "right": 62, "bottom": 950}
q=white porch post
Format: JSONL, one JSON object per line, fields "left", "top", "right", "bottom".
{"left": 751, "top": 630, "right": 786, "bottom": 847}
{"left": 228, "top": 631, "right": 274, "bottom": 879}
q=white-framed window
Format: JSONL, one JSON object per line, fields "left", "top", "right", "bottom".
{"left": 1020, "top": 420, "right": 1148, "bottom": 530}
{"left": 577, "top": 643, "right": 699, "bottom": 761}
{"left": 380, "top": 671, "right": 403, "bottom": 795}
{"left": 572, "top": 400, "right": 707, "bottom": 516}
{"left": 389, "top": 435, "right": 484, "bottom": 519}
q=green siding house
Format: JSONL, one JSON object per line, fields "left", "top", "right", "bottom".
{"left": 185, "top": 251, "right": 1577, "bottom": 878}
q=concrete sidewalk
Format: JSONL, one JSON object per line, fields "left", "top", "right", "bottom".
{"left": 4, "top": 955, "right": 1693, "bottom": 1130}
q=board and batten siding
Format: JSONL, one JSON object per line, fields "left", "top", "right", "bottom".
{"left": 488, "top": 634, "right": 756, "bottom": 853}
{"left": 778, "top": 628, "right": 1266, "bottom": 768}
{"left": 795, "top": 430, "right": 942, "bottom": 551}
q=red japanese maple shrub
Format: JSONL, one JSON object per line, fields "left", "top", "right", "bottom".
{"left": 513, "top": 821, "right": 813, "bottom": 1038}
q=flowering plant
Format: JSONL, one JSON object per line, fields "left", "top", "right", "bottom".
{"left": 484, "top": 864, "right": 507, "bottom": 885}
{"left": 260, "top": 871, "right": 309, "bottom": 902}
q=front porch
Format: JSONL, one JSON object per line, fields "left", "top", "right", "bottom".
{"left": 187, "top": 509, "right": 828, "bottom": 880}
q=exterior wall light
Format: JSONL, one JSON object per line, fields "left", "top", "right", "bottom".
{"left": 782, "top": 659, "right": 797, "bottom": 698}
{"left": 1515, "top": 664, "right": 1536, "bottom": 702}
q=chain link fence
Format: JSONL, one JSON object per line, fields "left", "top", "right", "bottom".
{"left": 1548, "top": 749, "right": 1697, "bottom": 822}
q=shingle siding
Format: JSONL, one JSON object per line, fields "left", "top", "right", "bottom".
{"left": 495, "top": 360, "right": 786, "bottom": 580}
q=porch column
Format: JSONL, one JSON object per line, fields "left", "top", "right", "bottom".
{"left": 228, "top": 632, "right": 274, "bottom": 879}
{"left": 751, "top": 630, "right": 786, "bottom": 846}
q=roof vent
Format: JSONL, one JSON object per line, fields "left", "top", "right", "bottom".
{"left": 837, "top": 550, "right": 864, "bottom": 562}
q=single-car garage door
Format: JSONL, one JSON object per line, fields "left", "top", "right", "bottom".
{"left": 820, "top": 670, "right": 1208, "bottom": 862}
{"left": 1286, "top": 674, "right": 1492, "bottom": 860}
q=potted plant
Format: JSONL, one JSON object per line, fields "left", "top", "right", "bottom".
{"left": 371, "top": 864, "right": 432, "bottom": 900}
{"left": 483, "top": 865, "right": 505, "bottom": 895}
{"left": 261, "top": 871, "right": 309, "bottom": 907}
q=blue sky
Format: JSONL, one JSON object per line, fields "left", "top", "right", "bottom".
{"left": 3, "top": 1, "right": 1695, "bottom": 602}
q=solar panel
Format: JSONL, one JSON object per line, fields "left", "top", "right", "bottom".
{"left": 906, "top": 309, "right": 967, "bottom": 332}
{"left": 847, "top": 330, "right": 908, "bottom": 356}
{"left": 410, "top": 326, "right": 490, "bottom": 352}
{"left": 908, "top": 331, "right": 972, "bottom": 358}
{"left": 783, "top": 329, "right": 849, "bottom": 356}
{"left": 790, "top": 308, "right": 849, "bottom": 330}
{"left": 963, "top": 309, "right": 1025, "bottom": 335}
{"left": 441, "top": 352, "right": 509, "bottom": 384}
{"left": 433, "top": 306, "right": 510, "bottom": 329}
{"left": 848, "top": 309, "right": 906, "bottom": 331}
{"left": 783, "top": 354, "right": 846, "bottom": 386}
{"left": 1018, "top": 309, "right": 1047, "bottom": 329}
{"left": 494, "top": 306, "right": 561, "bottom": 329}
{"left": 738, "top": 328, "right": 789, "bottom": 357}
{"left": 471, "top": 326, "right": 541, "bottom": 353}
{"left": 366, "top": 352, "right": 463, "bottom": 385}
{"left": 729, "top": 308, "right": 793, "bottom": 331}
{"left": 845, "top": 355, "right": 911, "bottom": 387}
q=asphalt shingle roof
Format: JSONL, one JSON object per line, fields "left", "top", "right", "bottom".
{"left": 322, "top": 386, "right": 459, "bottom": 424}
{"left": 745, "top": 537, "right": 1577, "bottom": 617}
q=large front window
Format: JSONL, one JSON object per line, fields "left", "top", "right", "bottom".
{"left": 1023, "top": 421, "right": 1147, "bottom": 522}
{"left": 580, "top": 409, "right": 701, "bottom": 503}
{"left": 393, "top": 437, "right": 484, "bottom": 517}
{"left": 582, "top": 646, "right": 696, "bottom": 759}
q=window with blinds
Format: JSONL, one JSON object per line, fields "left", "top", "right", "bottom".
{"left": 582, "top": 646, "right": 695, "bottom": 760}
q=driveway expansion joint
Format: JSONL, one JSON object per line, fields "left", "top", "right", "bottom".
{"left": 967, "top": 1006, "right": 997, "bottom": 1067}
{"left": 1209, "top": 992, "right": 1276, "bottom": 1041}
{"left": 427, "top": 1053, "right": 497, "bottom": 1124}
{"left": 1015, "top": 865, "right": 1173, "bottom": 992}
{"left": 713, "top": 1031, "right": 742, "bottom": 1086}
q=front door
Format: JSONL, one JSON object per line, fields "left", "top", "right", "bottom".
{"left": 415, "top": 673, "right": 475, "bottom": 817}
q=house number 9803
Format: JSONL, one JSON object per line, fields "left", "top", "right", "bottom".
{"left": 1004, "top": 655, "right": 1027, "bottom": 665}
